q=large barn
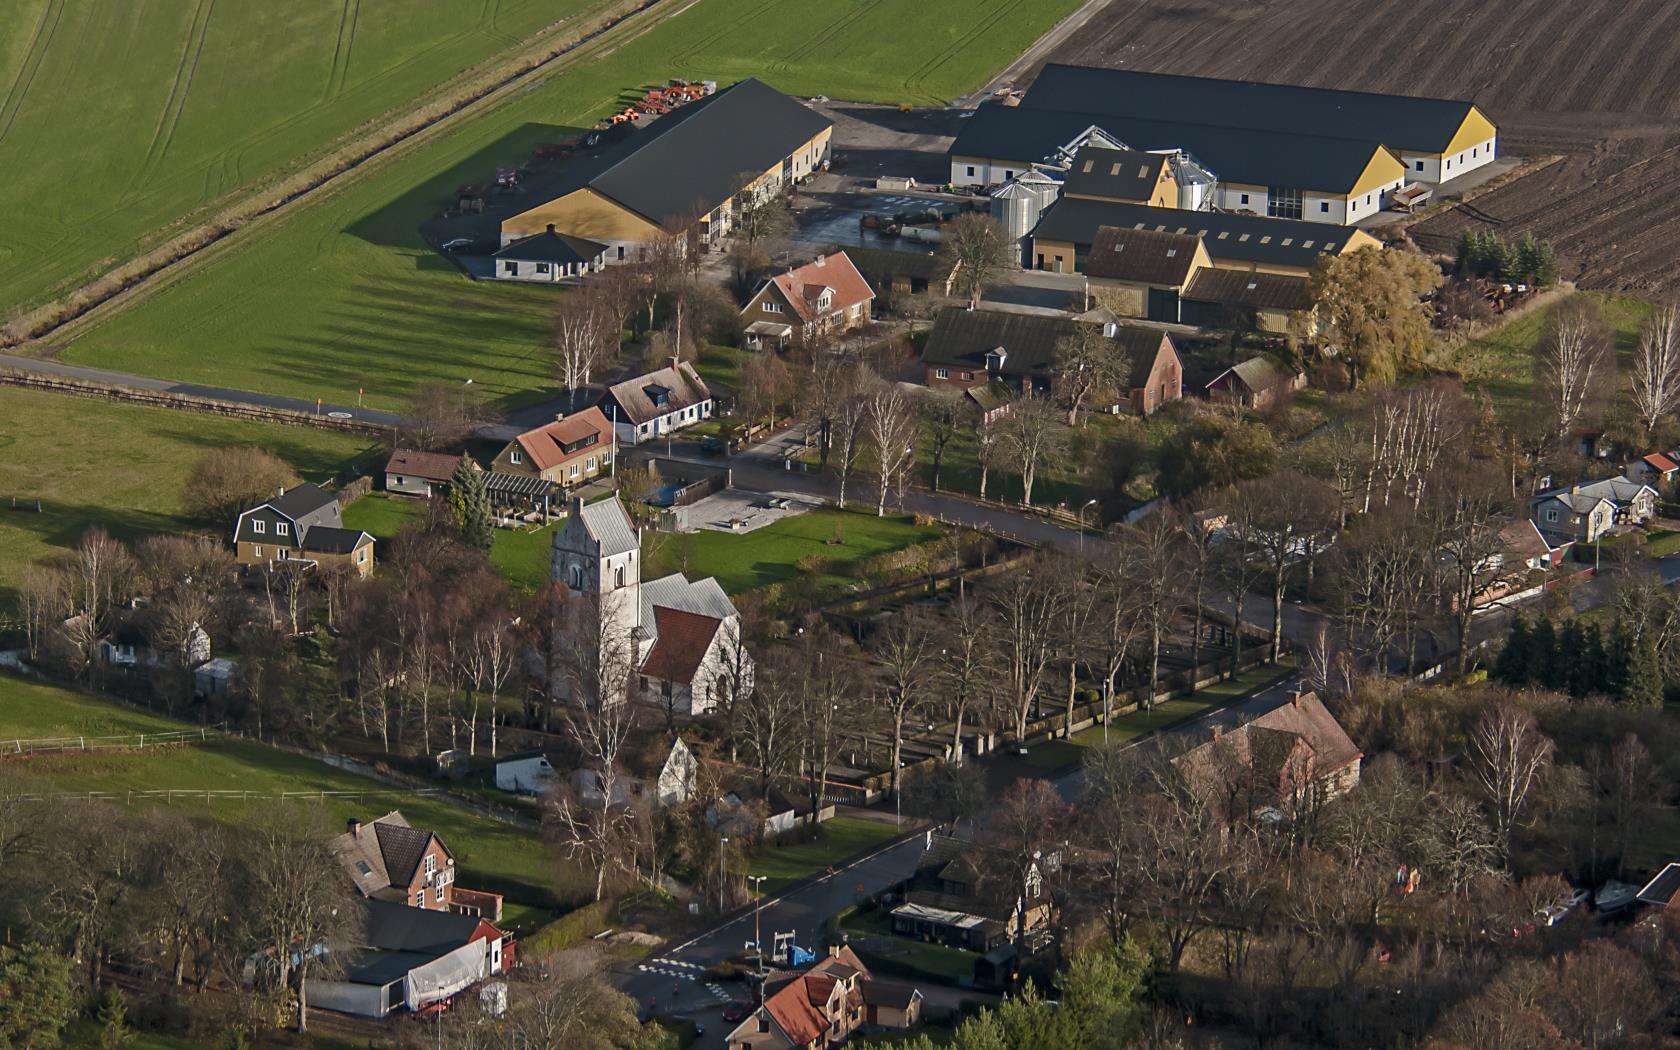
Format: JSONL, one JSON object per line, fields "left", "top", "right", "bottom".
{"left": 951, "top": 64, "right": 1496, "bottom": 225}
{"left": 499, "top": 78, "right": 831, "bottom": 262}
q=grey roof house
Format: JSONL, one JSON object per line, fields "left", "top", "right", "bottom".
{"left": 1531, "top": 477, "right": 1658, "bottom": 543}
{"left": 600, "top": 361, "right": 712, "bottom": 445}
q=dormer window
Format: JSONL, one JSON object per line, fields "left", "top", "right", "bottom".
{"left": 644, "top": 384, "right": 670, "bottom": 408}
{"left": 511, "top": 449, "right": 523, "bottom": 464}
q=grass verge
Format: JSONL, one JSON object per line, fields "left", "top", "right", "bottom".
{"left": 745, "top": 816, "right": 903, "bottom": 895}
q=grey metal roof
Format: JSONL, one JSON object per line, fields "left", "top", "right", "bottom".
{"left": 302, "top": 526, "right": 370, "bottom": 555}
{"left": 362, "top": 899, "right": 482, "bottom": 954}
{"left": 639, "top": 573, "right": 738, "bottom": 635}
{"left": 951, "top": 103, "right": 1394, "bottom": 194}
{"left": 1535, "top": 477, "right": 1655, "bottom": 512}
{"left": 1032, "top": 198, "right": 1362, "bottom": 270}
{"left": 483, "top": 471, "right": 561, "bottom": 499}
{"left": 492, "top": 230, "right": 607, "bottom": 265}
{"left": 1061, "top": 145, "right": 1168, "bottom": 202}
{"left": 588, "top": 78, "right": 830, "bottom": 227}
{"left": 1023, "top": 64, "right": 1483, "bottom": 155}
{"left": 578, "top": 498, "right": 640, "bottom": 558}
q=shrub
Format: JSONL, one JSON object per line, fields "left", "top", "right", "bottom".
{"left": 521, "top": 901, "right": 611, "bottom": 959}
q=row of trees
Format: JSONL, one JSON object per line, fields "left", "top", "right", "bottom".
{"left": 1455, "top": 229, "right": 1558, "bottom": 286}
{"left": 1493, "top": 615, "right": 1663, "bottom": 706}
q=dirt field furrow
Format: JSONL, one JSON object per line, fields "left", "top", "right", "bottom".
{"left": 1040, "top": 0, "right": 1680, "bottom": 293}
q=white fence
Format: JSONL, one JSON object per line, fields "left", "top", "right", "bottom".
{"left": 1, "top": 726, "right": 213, "bottom": 755}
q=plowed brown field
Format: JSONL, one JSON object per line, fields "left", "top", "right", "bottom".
{"left": 1036, "top": 0, "right": 1680, "bottom": 292}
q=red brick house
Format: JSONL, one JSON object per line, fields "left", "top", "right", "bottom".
{"left": 329, "top": 811, "right": 501, "bottom": 920}
{"left": 741, "top": 251, "right": 875, "bottom": 350}
{"left": 1206, "top": 355, "right": 1307, "bottom": 411}
{"left": 919, "top": 305, "right": 1181, "bottom": 415}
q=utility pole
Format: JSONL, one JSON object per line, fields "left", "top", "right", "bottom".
{"left": 749, "top": 874, "right": 768, "bottom": 979}
{"left": 719, "top": 835, "right": 730, "bottom": 911}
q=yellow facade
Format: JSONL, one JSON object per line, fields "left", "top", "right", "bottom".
{"left": 1349, "top": 149, "right": 1407, "bottom": 198}
{"left": 1442, "top": 107, "right": 1498, "bottom": 157}
{"left": 503, "top": 187, "right": 664, "bottom": 243}
{"left": 236, "top": 540, "right": 373, "bottom": 579}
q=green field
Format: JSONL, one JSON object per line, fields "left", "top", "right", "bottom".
{"left": 55, "top": 0, "right": 1081, "bottom": 410}
{"left": 643, "top": 508, "right": 942, "bottom": 596}
{"left": 0, "top": 0, "right": 612, "bottom": 314}
{"left": 0, "top": 674, "right": 185, "bottom": 741}
{"left": 745, "top": 816, "right": 902, "bottom": 895}
{"left": 0, "top": 673, "right": 561, "bottom": 907}
{"left": 1452, "top": 292, "right": 1652, "bottom": 413}
{"left": 0, "top": 387, "right": 378, "bottom": 607}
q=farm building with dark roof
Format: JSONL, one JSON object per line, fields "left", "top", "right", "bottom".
{"left": 499, "top": 78, "right": 831, "bottom": 261}
{"left": 950, "top": 63, "right": 1496, "bottom": 225}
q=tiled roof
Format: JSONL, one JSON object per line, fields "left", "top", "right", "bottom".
{"left": 514, "top": 407, "right": 612, "bottom": 471}
{"left": 1173, "top": 691, "right": 1361, "bottom": 808}
{"left": 384, "top": 449, "right": 465, "bottom": 484}
{"left": 372, "top": 820, "right": 437, "bottom": 888}
{"left": 762, "top": 252, "right": 874, "bottom": 324}
{"left": 1184, "top": 267, "right": 1312, "bottom": 311}
{"left": 1500, "top": 519, "right": 1554, "bottom": 561}
{"left": 330, "top": 811, "right": 449, "bottom": 899}
{"left": 268, "top": 483, "right": 337, "bottom": 521}
{"left": 1085, "top": 226, "right": 1201, "bottom": 285}
{"left": 1645, "top": 452, "right": 1679, "bottom": 473}
{"left": 920, "top": 306, "right": 1075, "bottom": 377}
{"left": 604, "top": 362, "right": 710, "bottom": 426}
{"left": 642, "top": 606, "right": 723, "bottom": 684}
{"left": 1638, "top": 862, "right": 1680, "bottom": 906}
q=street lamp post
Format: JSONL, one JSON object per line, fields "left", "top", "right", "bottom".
{"left": 748, "top": 874, "right": 768, "bottom": 978}
{"left": 1078, "top": 498, "right": 1099, "bottom": 552}
{"left": 719, "top": 836, "right": 730, "bottom": 912}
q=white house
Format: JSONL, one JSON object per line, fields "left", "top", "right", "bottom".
{"left": 490, "top": 227, "right": 609, "bottom": 283}
{"left": 495, "top": 750, "right": 559, "bottom": 794}
{"left": 599, "top": 362, "right": 712, "bottom": 446}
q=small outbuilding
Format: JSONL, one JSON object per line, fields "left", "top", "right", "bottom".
{"left": 491, "top": 228, "right": 608, "bottom": 282}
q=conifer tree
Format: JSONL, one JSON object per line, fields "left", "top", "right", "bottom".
{"left": 1494, "top": 616, "right": 1533, "bottom": 685}
{"left": 1531, "top": 618, "right": 1559, "bottom": 690}
{"left": 1623, "top": 633, "right": 1664, "bottom": 708}
{"left": 447, "top": 458, "right": 493, "bottom": 555}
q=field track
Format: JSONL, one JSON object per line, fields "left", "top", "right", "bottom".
{"left": 1039, "top": 0, "right": 1680, "bottom": 293}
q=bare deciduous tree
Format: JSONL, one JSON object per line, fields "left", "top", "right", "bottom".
{"left": 866, "top": 381, "right": 920, "bottom": 516}
{"left": 919, "top": 388, "right": 965, "bottom": 493}
{"left": 990, "top": 555, "right": 1071, "bottom": 741}
{"left": 1535, "top": 299, "right": 1612, "bottom": 446}
{"left": 554, "top": 284, "right": 616, "bottom": 394}
{"left": 1000, "top": 393, "right": 1065, "bottom": 508}
{"left": 1630, "top": 301, "right": 1680, "bottom": 436}
{"left": 937, "top": 212, "right": 1013, "bottom": 308}
{"left": 241, "top": 809, "right": 357, "bottom": 1032}
{"left": 182, "top": 447, "right": 300, "bottom": 533}
{"left": 1052, "top": 323, "right": 1119, "bottom": 425}
{"left": 830, "top": 362, "right": 875, "bottom": 510}
{"left": 870, "top": 609, "right": 938, "bottom": 800}
{"left": 937, "top": 594, "right": 997, "bottom": 764}
{"left": 1468, "top": 701, "right": 1554, "bottom": 865}
{"left": 974, "top": 415, "right": 1002, "bottom": 502}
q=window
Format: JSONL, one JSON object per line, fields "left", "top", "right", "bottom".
{"left": 252, "top": 520, "right": 266, "bottom": 534}
{"left": 1366, "top": 194, "right": 1372, "bottom": 205}
{"left": 763, "top": 300, "right": 783, "bottom": 314}
{"left": 1320, "top": 201, "right": 1330, "bottom": 213}
{"left": 615, "top": 566, "right": 626, "bottom": 588}
{"left": 435, "top": 886, "right": 445, "bottom": 904}
{"left": 966, "top": 165, "right": 975, "bottom": 177}
{"left": 425, "top": 855, "right": 437, "bottom": 876}
{"left": 570, "top": 464, "right": 580, "bottom": 478}
{"left": 1446, "top": 158, "right": 1452, "bottom": 170}
{"left": 935, "top": 368, "right": 949, "bottom": 379}
{"left": 1239, "top": 192, "right": 1249, "bottom": 205}
{"left": 275, "top": 522, "right": 290, "bottom": 537}
{"left": 1003, "top": 170, "right": 1013, "bottom": 179}
{"left": 1472, "top": 147, "right": 1478, "bottom": 157}
{"left": 253, "top": 545, "right": 263, "bottom": 558}
{"left": 510, "top": 449, "right": 523, "bottom": 464}
{"left": 1415, "top": 160, "right": 1424, "bottom": 172}
{"left": 414, "top": 892, "right": 424, "bottom": 907}
{"left": 586, "top": 456, "right": 596, "bottom": 470}
{"left": 617, "top": 246, "right": 625, "bottom": 260}
{"left": 570, "top": 564, "right": 585, "bottom": 589}
{"left": 536, "top": 262, "right": 550, "bottom": 274}
{"left": 1266, "top": 186, "right": 1303, "bottom": 220}
{"left": 357, "top": 548, "right": 367, "bottom": 563}
{"left": 1545, "top": 508, "right": 1558, "bottom": 522}
{"left": 961, "top": 371, "right": 973, "bottom": 381}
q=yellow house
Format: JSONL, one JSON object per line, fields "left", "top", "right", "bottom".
{"left": 501, "top": 78, "right": 831, "bottom": 262}
{"left": 232, "top": 483, "right": 374, "bottom": 579}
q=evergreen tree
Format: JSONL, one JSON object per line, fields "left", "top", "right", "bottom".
{"left": 1494, "top": 236, "right": 1521, "bottom": 283}
{"left": 0, "top": 944, "right": 75, "bottom": 1050}
{"left": 1533, "top": 239, "right": 1557, "bottom": 286}
{"left": 1570, "top": 622, "right": 1607, "bottom": 699}
{"left": 1517, "top": 233, "right": 1541, "bottom": 284}
{"left": 1456, "top": 229, "right": 1477, "bottom": 275}
{"left": 1494, "top": 616, "right": 1533, "bottom": 684}
{"left": 1623, "top": 633, "right": 1665, "bottom": 708}
{"left": 447, "top": 458, "right": 493, "bottom": 554}
{"left": 98, "top": 987, "right": 132, "bottom": 1050}
{"left": 1556, "top": 621, "right": 1583, "bottom": 695}
{"left": 1531, "top": 618, "right": 1559, "bottom": 690}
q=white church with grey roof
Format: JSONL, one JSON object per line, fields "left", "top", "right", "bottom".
{"left": 551, "top": 496, "right": 749, "bottom": 712}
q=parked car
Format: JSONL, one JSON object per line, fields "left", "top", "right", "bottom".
{"left": 441, "top": 237, "right": 474, "bottom": 252}
{"left": 700, "top": 436, "right": 728, "bottom": 456}
{"left": 721, "top": 1001, "right": 754, "bottom": 1023}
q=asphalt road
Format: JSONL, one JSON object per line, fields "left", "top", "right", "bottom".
{"left": 619, "top": 667, "right": 1306, "bottom": 1046}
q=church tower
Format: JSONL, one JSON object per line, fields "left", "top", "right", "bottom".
{"left": 551, "top": 496, "right": 643, "bottom": 705}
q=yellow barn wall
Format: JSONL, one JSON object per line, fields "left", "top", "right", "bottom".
{"left": 503, "top": 188, "right": 663, "bottom": 243}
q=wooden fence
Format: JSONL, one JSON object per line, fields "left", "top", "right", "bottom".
{"left": 0, "top": 369, "right": 387, "bottom": 434}
{"left": 1, "top": 726, "right": 212, "bottom": 755}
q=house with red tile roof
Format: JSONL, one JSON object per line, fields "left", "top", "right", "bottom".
{"left": 726, "top": 946, "right": 920, "bottom": 1049}
{"left": 741, "top": 251, "right": 875, "bottom": 350}
{"left": 383, "top": 449, "right": 469, "bottom": 498}
{"left": 491, "top": 406, "right": 614, "bottom": 488}
{"left": 1627, "top": 450, "right": 1680, "bottom": 489}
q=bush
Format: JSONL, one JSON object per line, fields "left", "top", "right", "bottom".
{"left": 794, "top": 553, "right": 835, "bottom": 574}
{"left": 521, "top": 901, "right": 611, "bottom": 959}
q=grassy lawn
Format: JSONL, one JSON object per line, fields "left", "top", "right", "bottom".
{"left": 745, "top": 816, "right": 903, "bottom": 895}
{"left": 1021, "top": 658, "right": 1296, "bottom": 772}
{"left": 840, "top": 907, "right": 977, "bottom": 984}
{"left": 0, "top": 387, "right": 379, "bottom": 609}
{"left": 343, "top": 492, "right": 563, "bottom": 591}
{"left": 0, "top": 676, "right": 562, "bottom": 907}
{"left": 1451, "top": 292, "right": 1652, "bottom": 414}
{"left": 56, "top": 0, "right": 1081, "bottom": 410}
{"left": 643, "top": 508, "right": 942, "bottom": 597}
{"left": 0, "top": 675, "right": 187, "bottom": 742}
{"left": 0, "top": 0, "right": 607, "bottom": 313}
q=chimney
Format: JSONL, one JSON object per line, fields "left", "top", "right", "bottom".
{"left": 546, "top": 223, "right": 556, "bottom": 234}
{"left": 815, "top": 254, "right": 826, "bottom": 268}
{"left": 347, "top": 818, "right": 361, "bottom": 837}
{"left": 1210, "top": 724, "right": 1223, "bottom": 741}
{"left": 1288, "top": 690, "right": 1306, "bottom": 708}
{"left": 276, "top": 486, "right": 286, "bottom": 499}
{"left": 669, "top": 355, "right": 681, "bottom": 372}
{"left": 571, "top": 496, "right": 585, "bottom": 517}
